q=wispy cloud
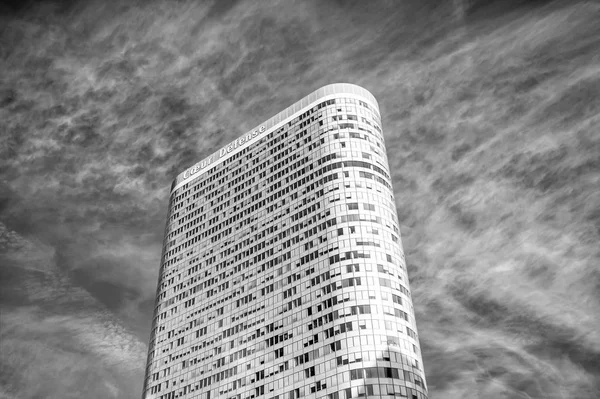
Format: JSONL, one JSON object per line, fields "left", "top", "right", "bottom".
{"left": 0, "top": 225, "right": 145, "bottom": 398}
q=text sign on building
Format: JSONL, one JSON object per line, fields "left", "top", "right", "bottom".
{"left": 182, "top": 125, "right": 266, "bottom": 180}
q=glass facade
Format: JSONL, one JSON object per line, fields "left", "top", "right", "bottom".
{"left": 143, "top": 84, "right": 428, "bottom": 399}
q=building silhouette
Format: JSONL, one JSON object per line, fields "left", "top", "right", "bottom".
{"left": 143, "top": 84, "right": 428, "bottom": 399}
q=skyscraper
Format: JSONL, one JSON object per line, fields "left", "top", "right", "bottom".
{"left": 143, "top": 83, "right": 428, "bottom": 399}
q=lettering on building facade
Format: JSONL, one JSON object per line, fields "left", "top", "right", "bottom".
{"left": 183, "top": 125, "right": 266, "bottom": 180}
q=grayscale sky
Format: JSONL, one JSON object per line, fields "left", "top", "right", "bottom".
{"left": 1, "top": 0, "right": 599, "bottom": 398}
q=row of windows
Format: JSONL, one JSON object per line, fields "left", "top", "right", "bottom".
{"left": 157, "top": 288, "right": 410, "bottom": 353}
{"left": 159, "top": 211, "right": 401, "bottom": 308}
{"left": 170, "top": 97, "right": 381, "bottom": 206}
{"left": 158, "top": 278, "right": 410, "bottom": 349}
{"left": 153, "top": 230, "right": 410, "bottom": 340}
{"left": 169, "top": 124, "right": 386, "bottom": 239}
{"left": 154, "top": 298, "right": 419, "bottom": 375}
{"left": 157, "top": 245, "right": 408, "bottom": 320}
{"left": 152, "top": 367, "right": 426, "bottom": 399}
{"left": 152, "top": 329, "right": 425, "bottom": 398}
{"left": 152, "top": 243, "right": 410, "bottom": 357}
{"left": 166, "top": 174, "right": 393, "bottom": 276}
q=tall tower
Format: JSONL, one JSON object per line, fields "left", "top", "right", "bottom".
{"left": 143, "top": 84, "right": 428, "bottom": 399}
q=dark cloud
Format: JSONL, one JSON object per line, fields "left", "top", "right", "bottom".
{"left": 203, "top": 0, "right": 241, "bottom": 20}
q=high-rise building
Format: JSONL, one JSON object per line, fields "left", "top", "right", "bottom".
{"left": 143, "top": 84, "right": 428, "bottom": 399}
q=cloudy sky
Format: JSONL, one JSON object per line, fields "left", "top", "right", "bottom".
{"left": 1, "top": 0, "right": 599, "bottom": 398}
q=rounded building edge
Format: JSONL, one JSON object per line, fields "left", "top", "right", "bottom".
{"left": 314, "top": 83, "right": 380, "bottom": 111}
{"left": 169, "top": 83, "right": 380, "bottom": 194}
